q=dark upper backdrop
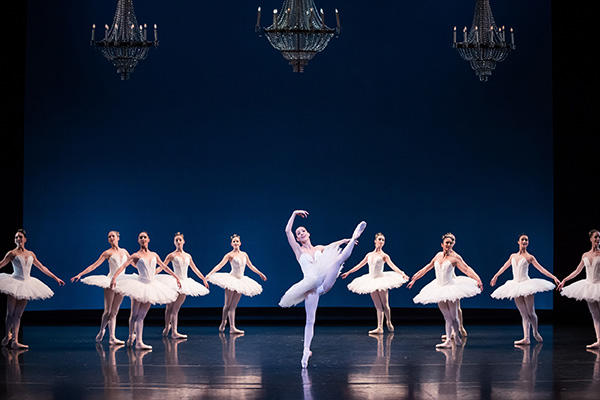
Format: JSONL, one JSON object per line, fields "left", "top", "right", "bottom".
{"left": 22, "top": 0, "right": 552, "bottom": 311}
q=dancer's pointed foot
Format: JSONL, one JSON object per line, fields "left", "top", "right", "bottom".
{"left": 230, "top": 327, "right": 245, "bottom": 335}
{"left": 435, "top": 340, "right": 452, "bottom": 349}
{"left": 533, "top": 332, "right": 543, "bottom": 343}
{"left": 369, "top": 327, "right": 383, "bottom": 334}
{"left": 586, "top": 340, "right": 600, "bottom": 349}
{"left": 301, "top": 349, "right": 312, "bottom": 368}
{"left": 171, "top": 331, "right": 187, "bottom": 339}
{"left": 352, "top": 221, "right": 367, "bottom": 240}
{"left": 460, "top": 326, "right": 468, "bottom": 337}
{"left": 1, "top": 333, "right": 12, "bottom": 346}
{"left": 218, "top": 321, "right": 227, "bottom": 332}
{"left": 453, "top": 333, "right": 463, "bottom": 346}
{"left": 135, "top": 342, "right": 152, "bottom": 350}
{"left": 109, "top": 337, "right": 125, "bottom": 345}
{"left": 10, "top": 341, "right": 28, "bottom": 349}
{"left": 514, "top": 338, "right": 530, "bottom": 345}
{"left": 386, "top": 321, "right": 395, "bottom": 332}
{"left": 126, "top": 336, "right": 135, "bottom": 347}
{"left": 95, "top": 329, "right": 105, "bottom": 342}
{"left": 162, "top": 325, "right": 170, "bottom": 337}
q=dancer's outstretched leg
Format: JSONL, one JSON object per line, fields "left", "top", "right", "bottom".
{"left": 220, "top": 290, "right": 231, "bottom": 332}
{"left": 587, "top": 301, "right": 600, "bottom": 349}
{"left": 108, "top": 292, "right": 124, "bottom": 345}
{"left": 514, "top": 296, "right": 531, "bottom": 345}
{"left": 135, "top": 302, "right": 152, "bottom": 350}
{"left": 369, "top": 292, "right": 384, "bottom": 334}
{"left": 302, "top": 291, "right": 319, "bottom": 368}
{"left": 171, "top": 294, "right": 188, "bottom": 339}
{"left": 97, "top": 289, "right": 113, "bottom": 342}
{"left": 524, "top": 295, "right": 542, "bottom": 342}
{"left": 436, "top": 302, "right": 452, "bottom": 348}
{"left": 11, "top": 299, "right": 28, "bottom": 349}
{"left": 229, "top": 292, "right": 244, "bottom": 334}
{"left": 380, "top": 290, "right": 394, "bottom": 332}
{"left": 2, "top": 296, "right": 16, "bottom": 346}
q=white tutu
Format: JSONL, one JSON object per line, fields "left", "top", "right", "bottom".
{"left": 561, "top": 280, "right": 600, "bottom": 302}
{"left": 279, "top": 245, "right": 342, "bottom": 307}
{"left": 491, "top": 278, "right": 555, "bottom": 299}
{"left": 348, "top": 272, "right": 407, "bottom": 294}
{"left": 112, "top": 257, "right": 179, "bottom": 304}
{"left": 156, "top": 274, "right": 209, "bottom": 297}
{"left": 413, "top": 260, "right": 480, "bottom": 304}
{"left": 208, "top": 273, "right": 262, "bottom": 297}
{"left": 81, "top": 274, "right": 136, "bottom": 290}
{"left": 0, "top": 274, "right": 54, "bottom": 300}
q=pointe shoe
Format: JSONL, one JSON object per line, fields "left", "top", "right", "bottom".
{"left": 10, "top": 341, "right": 29, "bottom": 349}
{"left": 230, "top": 327, "right": 245, "bottom": 334}
{"left": 301, "top": 349, "right": 312, "bottom": 368}
{"left": 369, "top": 327, "right": 383, "bottom": 334}
{"left": 162, "top": 328, "right": 170, "bottom": 337}
{"left": 126, "top": 336, "right": 135, "bottom": 347}
{"left": 218, "top": 322, "right": 226, "bottom": 332}
{"left": 453, "top": 333, "right": 463, "bottom": 346}
{"left": 1, "top": 334, "right": 12, "bottom": 346}
{"left": 435, "top": 340, "right": 452, "bottom": 349}
{"left": 171, "top": 332, "right": 188, "bottom": 339}
{"left": 352, "top": 221, "right": 367, "bottom": 240}
{"left": 386, "top": 322, "right": 395, "bottom": 332}
{"left": 135, "top": 342, "right": 152, "bottom": 350}
{"left": 460, "top": 326, "right": 468, "bottom": 337}
{"left": 109, "top": 338, "right": 125, "bottom": 345}
{"left": 95, "top": 330, "right": 105, "bottom": 342}
{"left": 514, "top": 338, "right": 530, "bottom": 345}
{"left": 586, "top": 341, "right": 600, "bottom": 349}
{"left": 533, "top": 332, "right": 543, "bottom": 343}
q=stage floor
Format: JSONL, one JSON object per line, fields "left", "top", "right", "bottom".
{"left": 1, "top": 324, "right": 598, "bottom": 399}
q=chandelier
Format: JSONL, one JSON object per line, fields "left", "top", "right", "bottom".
{"left": 90, "top": 0, "right": 158, "bottom": 80}
{"left": 256, "top": 1, "right": 341, "bottom": 72}
{"left": 452, "top": 0, "right": 515, "bottom": 82}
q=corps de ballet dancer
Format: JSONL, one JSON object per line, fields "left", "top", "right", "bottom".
{"left": 558, "top": 229, "right": 600, "bottom": 348}
{"left": 156, "top": 232, "right": 209, "bottom": 339}
{"left": 279, "top": 210, "right": 367, "bottom": 368}
{"left": 490, "top": 234, "right": 559, "bottom": 345}
{"left": 206, "top": 234, "right": 267, "bottom": 334}
{"left": 0, "top": 229, "right": 65, "bottom": 348}
{"left": 71, "top": 230, "right": 133, "bottom": 345}
{"left": 110, "top": 231, "right": 181, "bottom": 350}
{"left": 407, "top": 233, "right": 483, "bottom": 348}
{"left": 341, "top": 232, "right": 409, "bottom": 334}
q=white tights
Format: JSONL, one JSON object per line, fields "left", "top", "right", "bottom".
{"left": 128, "top": 300, "right": 152, "bottom": 348}
{"left": 438, "top": 300, "right": 461, "bottom": 346}
{"left": 97, "top": 288, "right": 124, "bottom": 342}
{"left": 514, "top": 295, "right": 541, "bottom": 343}
{"left": 220, "top": 289, "right": 243, "bottom": 332}
{"left": 2, "top": 296, "right": 28, "bottom": 347}
{"left": 587, "top": 300, "right": 600, "bottom": 346}
{"left": 164, "top": 294, "right": 187, "bottom": 337}
{"left": 370, "top": 290, "right": 392, "bottom": 331}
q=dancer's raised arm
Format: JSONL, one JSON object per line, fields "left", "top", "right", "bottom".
{"left": 454, "top": 258, "right": 483, "bottom": 290}
{"left": 557, "top": 258, "right": 585, "bottom": 291}
{"left": 244, "top": 254, "right": 267, "bottom": 281}
{"left": 407, "top": 258, "right": 436, "bottom": 288}
{"left": 286, "top": 210, "right": 308, "bottom": 258}
{"left": 341, "top": 254, "right": 369, "bottom": 279}
{"left": 31, "top": 252, "right": 64, "bottom": 285}
{"left": 490, "top": 256, "right": 513, "bottom": 286}
{"left": 530, "top": 255, "right": 560, "bottom": 285}
{"left": 206, "top": 254, "right": 231, "bottom": 279}
{"left": 383, "top": 254, "right": 409, "bottom": 280}
{"left": 189, "top": 257, "right": 209, "bottom": 288}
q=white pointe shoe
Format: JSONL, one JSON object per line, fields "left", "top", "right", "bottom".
{"left": 301, "top": 349, "right": 312, "bottom": 368}
{"left": 10, "top": 341, "right": 29, "bottom": 349}
{"left": 369, "top": 327, "right": 383, "bottom": 334}
{"left": 109, "top": 338, "right": 125, "bottom": 345}
{"left": 586, "top": 340, "right": 600, "bottom": 349}
{"left": 95, "top": 330, "right": 105, "bottom": 342}
{"left": 135, "top": 342, "right": 152, "bottom": 350}
{"left": 436, "top": 340, "right": 452, "bottom": 349}
{"left": 386, "top": 322, "right": 395, "bottom": 332}
{"left": 230, "top": 327, "right": 245, "bottom": 335}
{"left": 352, "top": 221, "right": 367, "bottom": 240}
{"left": 533, "top": 332, "right": 543, "bottom": 343}
{"left": 514, "top": 338, "right": 530, "bottom": 346}
{"left": 171, "top": 332, "right": 188, "bottom": 339}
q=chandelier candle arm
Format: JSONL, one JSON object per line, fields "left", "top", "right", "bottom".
{"left": 154, "top": 24, "right": 158, "bottom": 43}
{"left": 256, "top": 7, "right": 262, "bottom": 31}
{"left": 91, "top": 24, "right": 95, "bottom": 44}
{"left": 335, "top": 8, "right": 340, "bottom": 34}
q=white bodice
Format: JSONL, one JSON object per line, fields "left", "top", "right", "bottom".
{"left": 172, "top": 254, "right": 190, "bottom": 279}
{"left": 511, "top": 256, "right": 531, "bottom": 282}
{"left": 298, "top": 250, "right": 322, "bottom": 276}
{"left": 11, "top": 255, "right": 33, "bottom": 280}
{"left": 434, "top": 259, "right": 455, "bottom": 285}
{"left": 368, "top": 253, "right": 385, "bottom": 277}
{"left": 229, "top": 254, "right": 246, "bottom": 278}
{"left": 108, "top": 253, "right": 127, "bottom": 278}
{"left": 584, "top": 256, "right": 600, "bottom": 283}
{"left": 136, "top": 257, "right": 157, "bottom": 281}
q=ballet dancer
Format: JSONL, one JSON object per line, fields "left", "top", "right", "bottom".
{"left": 558, "top": 229, "right": 600, "bottom": 348}
{"left": 279, "top": 210, "right": 367, "bottom": 368}
{"left": 71, "top": 230, "right": 132, "bottom": 345}
{"left": 407, "top": 233, "right": 483, "bottom": 348}
{"left": 0, "top": 229, "right": 65, "bottom": 348}
{"left": 156, "top": 232, "right": 209, "bottom": 339}
{"left": 490, "top": 234, "right": 559, "bottom": 345}
{"left": 206, "top": 234, "right": 267, "bottom": 334}
{"left": 110, "top": 231, "right": 181, "bottom": 350}
{"left": 441, "top": 233, "right": 472, "bottom": 338}
{"left": 341, "top": 232, "right": 409, "bottom": 334}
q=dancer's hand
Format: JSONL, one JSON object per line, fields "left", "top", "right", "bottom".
{"left": 110, "top": 278, "right": 117, "bottom": 289}
{"left": 202, "top": 278, "right": 209, "bottom": 288}
{"left": 259, "top": 272, "right": 267, "bottom": 281}
{"left": 294, "top": 210, "right": 309, "bottom": 218}
{"left": 341, "top": 272, "right": 349, "bottom": 279}
{"left": 557, "top": 280, "right": 565, "bottom": 291}
{"left": 490, "top": 276, "right": 497, "bottom": 287}
{"left": 71, "top": 274, "right": 81, "bottom": 283}
{"left": 407, "top": 279, "right": 415, "bottom": 289}
{"left": 553, "top": 277, "right": 560, "bottom": 286}
{"left": 476, "top": 279, "right": 483, "bottom": 290}
{"left": 176, "top": 278, "right": 182, "bottom": 289}
{"left": 56, "top": 277, "right": 65, "bottom": 286}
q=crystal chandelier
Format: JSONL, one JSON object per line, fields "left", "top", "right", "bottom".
{"left": 256, "top": 1, "right": 341, "bottom": 72}
{"left": 90, "top": 0, "right": 158, "bottom": 80}
{"left": 452, "top": 0, "right": 515, "bottom": 82}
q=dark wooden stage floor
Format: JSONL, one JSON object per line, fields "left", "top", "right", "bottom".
{"left": 1, "top": 324, "right": 598, "bottom": 399}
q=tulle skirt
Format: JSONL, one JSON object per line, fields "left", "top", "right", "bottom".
{"left": 413, "top": 276, "right": 480, "bottom": 304}
{"left": 347, "top": 272, "right": 408, "bottom": 294}
{"left": 491, "top": 278, "right": 555, "bottom": 300}
{"left": 155, "top": 275, "right": 209, "bottom": 297}
{"left": 81, "top": 273, "right": 136, "bottom": 290}
{"left": 279, "top": 245, "right": 342, "bottom": 307}
{"left": 561, "top": 280, "right": 600, "bottom": 302}
{"left": 113, "top": 276, "right": 179, "bottom": 304}
{"left": 0, "top": 274, "right": 54, "bottom": 300}
{"left": 208, "top": 273, "right": 262, "bottom": 297}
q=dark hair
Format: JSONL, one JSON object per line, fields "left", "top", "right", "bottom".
{"left": 16, "top": 228, "right": 26, "bottom": 238}
{"left": 138, "top": 231, "right": 149, "bottom": 238}
{"left": 589, "top": 229, "right": 599, "bottom": 238}
{"left": 374, "top": 232, "right": 385, "bottom": 239}
{"left": 518, "top": 233, "right": 528, "bottom": 240}
{"left": 174, "top": 232, "right": 184, "bottom": 238}
{"left": 109, "top": 230, "right": 120, "bottom": 238}
{"left": 230, "top": 233, "right": 240, "bottom": 240}
{"left": 441, "top": 232, "right": 455, "bottom": 242}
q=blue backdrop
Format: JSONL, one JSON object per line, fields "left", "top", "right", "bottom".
{"left": 22, "top": 0, "right": 552, "bottom": 310}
